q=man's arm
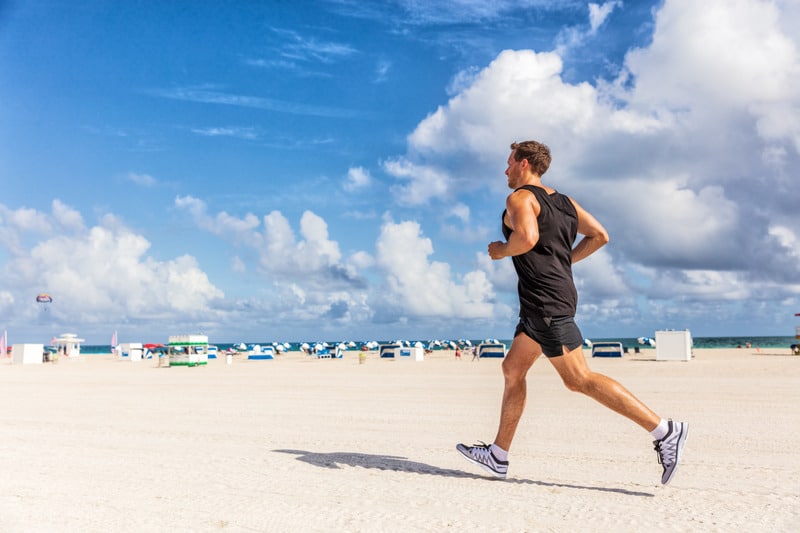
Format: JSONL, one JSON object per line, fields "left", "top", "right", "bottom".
{"left": 488, "top": 190, "right": 540, "bottom": 259}
{"left": 570, "top": 198, "right": 609, "bottom": 263}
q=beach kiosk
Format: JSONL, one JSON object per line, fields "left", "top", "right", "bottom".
{"left": 167, "top": 334, "right": 209, "bottom": 367}
{"left": 655, "top": 330, "right": 693, "bottom": 361}
{"left": 53, "top": 333, "right": 85, "bottom": 358}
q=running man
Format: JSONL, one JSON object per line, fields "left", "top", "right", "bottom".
{"left": 457, "top": 141, "right": 687, "bottom": 484}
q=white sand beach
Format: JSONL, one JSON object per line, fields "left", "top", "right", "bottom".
{"left": 1, "top": 347, "right": 798, "bottom": 532}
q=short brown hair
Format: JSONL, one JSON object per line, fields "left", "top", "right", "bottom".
{"left": 511, "top": 141, "right": 551, "bottom": 176}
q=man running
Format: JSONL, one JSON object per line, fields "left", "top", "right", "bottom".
{"left": 457, "top": 141, "right": 687, "bottom": 485}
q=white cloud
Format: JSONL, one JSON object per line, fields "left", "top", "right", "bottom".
{"left": 374, "top": 60, "right": 391, "bottom": 83}
{"left": 2, "top": 205, "right": 52, "bottom": 233}
{"left": 383, "top": 157, "right": 451, "bottom": 205}
{"left": 175, "top": 196, "right": 261, "bottom": 245}
{"left": 448, "top": 202, "right": 470, "bottom": 223}
{"left": 438, "top": 202, "right": 492, "bottom": 243}
{"left": 0, "top": 201, "right": 224, "bottom": 329}
{"left": 375, "top": 219, "right": 494, "bottom": 319}
{"left": 52, "top": 199, "right": 84, "bottom": 232}
{"left": 588, "top": 2, "right": 621, "bottom": 34}
{"left": 175, "top": 200, "right": 373, "bottom": 330}
{"left": 190, "top": 127, "right": 258, "bottom": 140}
{"left": 343, "top": 166, "right": 372, "bottom": 192}
{"left": 387, "top": 0, "right": 800, "bottom": 328}
{"left": 127, "top": 172, "right": 157, "bottom": 187}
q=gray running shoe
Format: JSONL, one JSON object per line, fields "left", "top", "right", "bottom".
{"left": 456, "top": 441, "right": 508, "bottom": 479}
{"left": 654, "top": 420, "right": 688, "bottom": 485}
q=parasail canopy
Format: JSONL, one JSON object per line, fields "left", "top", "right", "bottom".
{"left": 36, "top": 293, "right": 53, "bottom": 303}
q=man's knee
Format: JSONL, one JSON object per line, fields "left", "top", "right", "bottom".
{"left": 502, "top": 357, "right": 527, "bottom": 383}
{"left": 561, "top": 371, "right": 591, "bottom": 393}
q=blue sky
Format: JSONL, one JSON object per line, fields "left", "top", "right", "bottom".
{"left": 1, "top": 0, "right": 799, "bottom": 345}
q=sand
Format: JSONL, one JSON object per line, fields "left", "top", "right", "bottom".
{"left": 1, "top": 347, "right": 798, "bottom": 532}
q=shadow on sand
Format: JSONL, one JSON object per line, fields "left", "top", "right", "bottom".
{"left": 273, "top": 449, "right": 654, "bottom": 498}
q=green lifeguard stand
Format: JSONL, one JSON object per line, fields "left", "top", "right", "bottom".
{"left": 167, "top": 334, "right": 209, "bottom": 367}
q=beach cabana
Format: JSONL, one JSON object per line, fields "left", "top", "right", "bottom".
{"left": 248, "top": 345, "right": 275, "bottom": 360}
{"left": 379, "top": 343, "right": 401, "bottom": 358}
{"left": 119, "top": 342, "right": 144, "bottom": 361}
{"left": 655, "top": 330, "right": 692, "bottom": 361}
{"left": 12, "top": 344, "right": 44, "bottom": 364}
{"left": 477, "top": 343, "right": 506, "bottom": 358}
{"left": 591, "top": 342, "right": 624, "bottom": 358}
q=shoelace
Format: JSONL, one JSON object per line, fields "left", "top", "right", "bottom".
{"left": 654, "top": 435, "right": 677, "bottom": 467}
{"left": 468, "top": 441, "right": 492, "bottom": 461}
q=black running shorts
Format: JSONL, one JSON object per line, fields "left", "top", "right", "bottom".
{"left": 514, "top": 315, "right": 584, "bottom": 357}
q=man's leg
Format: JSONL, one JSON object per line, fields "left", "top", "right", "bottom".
{"left": 549, "top": 345, "right": 689, "bottom": 484}
{"left": 456, "top": 332, "right": 541, "bottom": 478}
{"left": 493, "top": 332, "right": 543, "bottom": 450}
{"left": 548, "top": 345, "right": 660, "bottom": 430}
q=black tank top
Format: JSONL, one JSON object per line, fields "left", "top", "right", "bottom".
{"left": 502, "top": 185, "right": 578, "bottom": 318}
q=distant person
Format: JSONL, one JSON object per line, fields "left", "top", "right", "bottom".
{"left": 455, "top": 347, "right": 461, "bottom": 360}
{"left": 456, "top": 141, "right": 688, "bottom": 485}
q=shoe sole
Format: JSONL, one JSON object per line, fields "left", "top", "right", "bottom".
{"left": 456, "top": 445, "right": 507, "bottom": 479}
{"left": 662, "top": 423, "right": 688, "bottom": 485}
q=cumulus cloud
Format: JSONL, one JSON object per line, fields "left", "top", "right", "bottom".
{"left": 174, "top": 198, "right": 373, "bottom": 331}
{"left": 383, "top": 157, "right": 451, "bottom": 205}
{"left": 175, "top": 195, "right": 503, "bottom": 329}
{"left": 0, "top": 201, "right": 224, "bottom": 330}
{"left": 175, "top": 195, "right": 261, "bottom": 245}
{"left": 343, "top": 166, "right": 372, "bottom": 192}
{"left": 386, "top": 0, "right": 800, "bottom": 329}
{"left": 374, "top": 219, "right": 495, "bottom": 319}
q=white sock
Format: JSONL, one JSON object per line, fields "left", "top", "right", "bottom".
{"left": 490, "top": 443, "right": 508, "bottom": 462}
{"left": 650, "top": 418, "right": 669, "bottom": 440}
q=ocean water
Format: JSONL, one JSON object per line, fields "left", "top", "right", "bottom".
{"left": 75, "top": 335, "right": 798, "bottom": 355}
{"left": 589, "top": 336, "right": 796, "bottom": 349}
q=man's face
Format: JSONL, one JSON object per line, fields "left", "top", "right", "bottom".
{"left": 505, "top": 150, "right": 524, "bottom": 189}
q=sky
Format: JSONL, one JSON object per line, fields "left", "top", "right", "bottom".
{"left": 1, "top": 0, "right": 799, "bottom": 345}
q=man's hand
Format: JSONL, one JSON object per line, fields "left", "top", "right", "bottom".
{"left": 488, "top": 240, "right": 506, "bottom": 260}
